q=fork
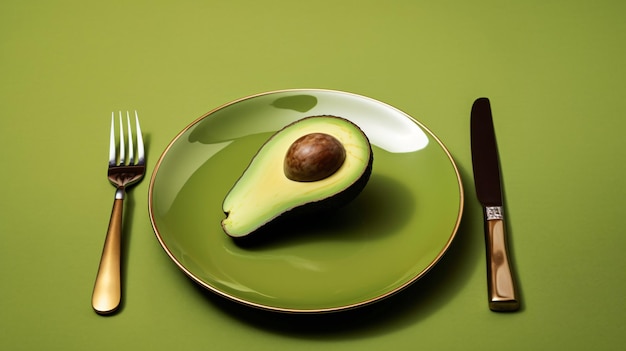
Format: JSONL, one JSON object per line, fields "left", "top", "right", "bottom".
{"left": 92, "top": 111, "right": 145, "bottom": 315}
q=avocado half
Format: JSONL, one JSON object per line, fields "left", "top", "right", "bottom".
{"left": 221, "top": 115, "right": 373, "bottom": 239}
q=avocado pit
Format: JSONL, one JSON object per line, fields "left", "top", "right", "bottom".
{"left": 284, "top": 133, "right": 346, "bottom": 182}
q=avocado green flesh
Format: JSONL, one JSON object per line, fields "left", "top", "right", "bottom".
{"left": 221, "top": 116, "right": 372, "bottom": 238}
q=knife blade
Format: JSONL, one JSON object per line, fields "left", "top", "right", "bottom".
{"left": 470, "top": 97, "right": 520, "bottom": 312}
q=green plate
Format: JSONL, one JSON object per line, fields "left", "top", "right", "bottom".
{"left": 148, "top": 89, "right": 464, "bottom": 313}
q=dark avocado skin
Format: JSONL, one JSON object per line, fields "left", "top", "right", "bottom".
{"left": 232, "top": 150, "right": 373, "bottom": 246}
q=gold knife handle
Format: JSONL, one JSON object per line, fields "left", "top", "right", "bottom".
{"left": 92, "top": 196, "right": 124, "bottom": 315}
{"left": 484, "top": 206, "right": 520, "bottom": 311}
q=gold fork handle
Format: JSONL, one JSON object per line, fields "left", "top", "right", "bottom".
{"left": 92, "top": 197, "right": 123, "bottom": 314}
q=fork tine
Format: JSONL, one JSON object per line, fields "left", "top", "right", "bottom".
{"left": 109, "top": 113, "right": 116, "bottom": 166}
{"left": 118, "top": 111, "right": 125, "bottom": 166}
{"left": 135, "top": 111, "right": 145, "bottom": 165}
{"left": 126, "top": 111, "right": 134, "bottom": 165}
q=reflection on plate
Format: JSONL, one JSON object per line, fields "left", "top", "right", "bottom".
{"left": 148, "top": 89, "right": 463, "bottom": 313}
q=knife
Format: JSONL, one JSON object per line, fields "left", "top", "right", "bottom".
{"left": 470, "top": 97, "right": 520, "bottom": 312}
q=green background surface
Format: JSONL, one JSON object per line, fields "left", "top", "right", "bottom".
{"left": 1, "top": 0, "right": 624, "bottom": 350}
